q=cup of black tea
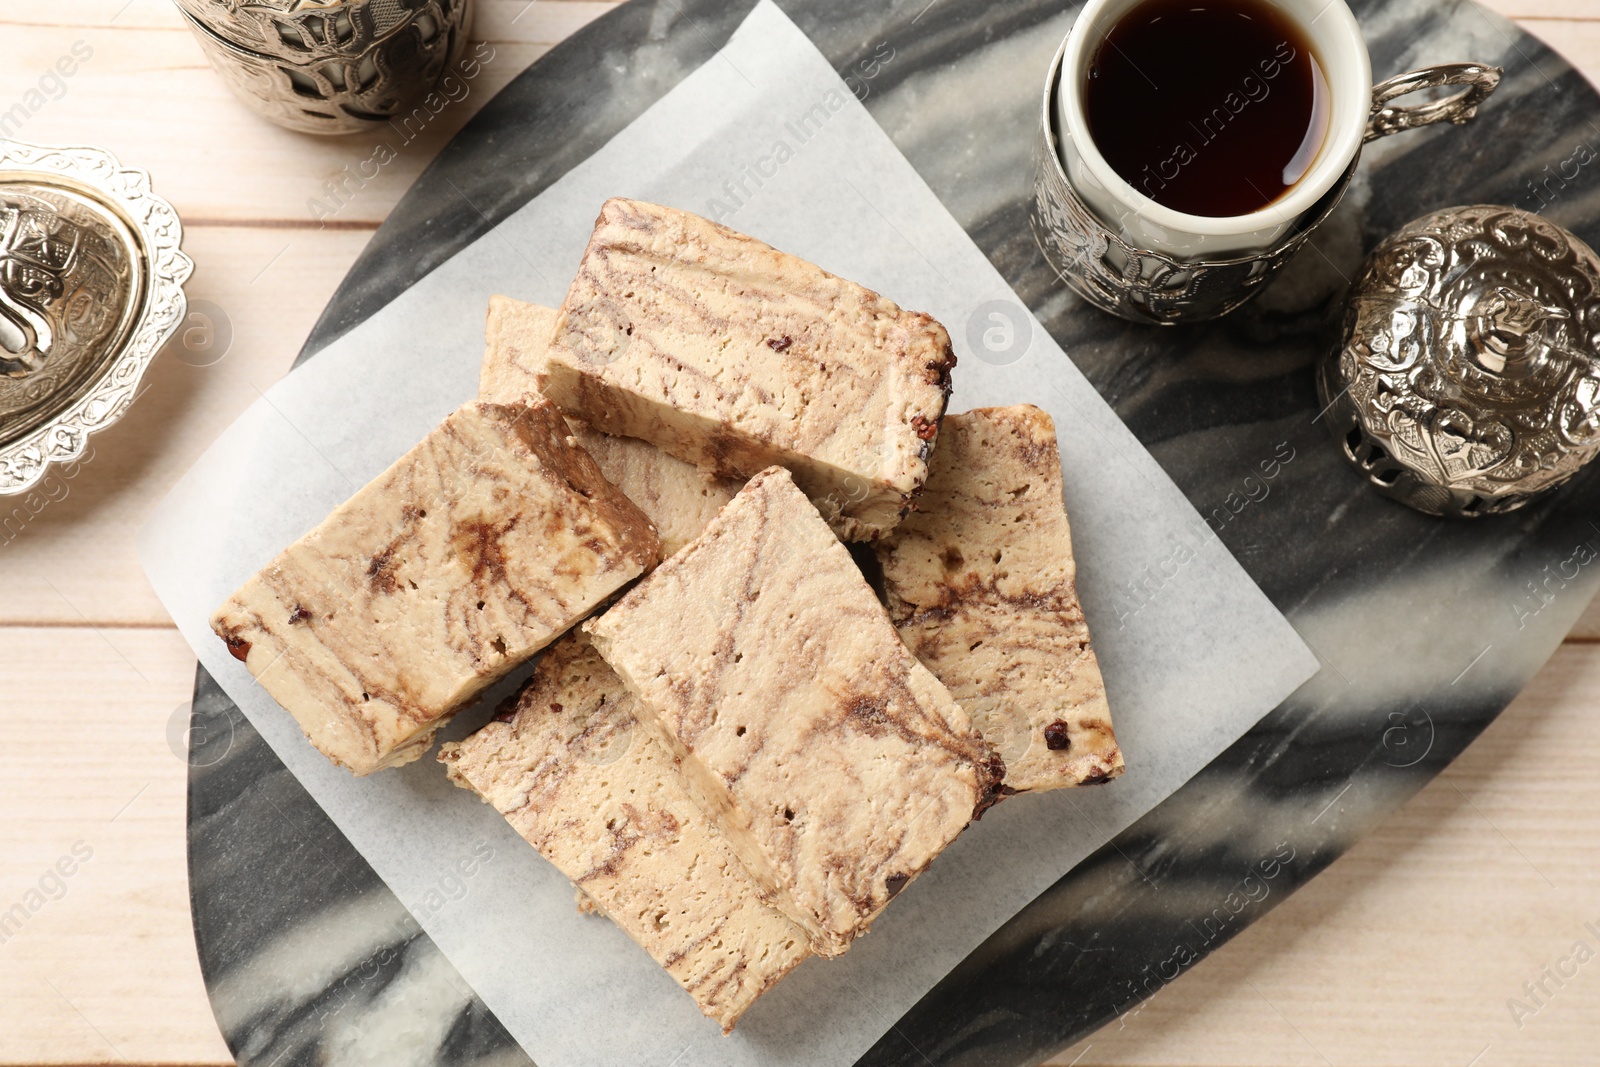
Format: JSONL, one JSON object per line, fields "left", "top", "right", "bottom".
{"left": 1058, "top": 0, "right": 1370, "bottom": 257}
{"left": 1032, "top": 0, "right": 1501, "bottom": 322}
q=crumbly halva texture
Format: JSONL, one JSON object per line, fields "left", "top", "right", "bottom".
{"left": 480, "top": 295, "right": 742, "bottom": 556}
{"left": 585, "top": 466, "right": 1002, "bottom": 958}
{"left": 539, "top": 197, "right": 956, "bottom": 541}
{"left": 210, "top": 400, "right": 660, "bottom": 776}
{"left": 573, "top": 886, "right": 603, "bottom": 916}
{"left": 873, "top": 406, "right": 1122, "bottom": 792}
{"left": 478, "top": 294, "right": 559, "bottom": 404}
{"left": 439, "top": 632, "right": 809, "bottom": 1032}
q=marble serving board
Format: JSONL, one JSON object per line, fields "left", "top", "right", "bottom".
{"left": 180, "top": 0, "right": 1600, "bottom": 1065}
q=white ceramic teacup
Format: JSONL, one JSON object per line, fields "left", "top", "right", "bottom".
{"left": 1053, "top": 0, "right": 1372, "bottom": 258}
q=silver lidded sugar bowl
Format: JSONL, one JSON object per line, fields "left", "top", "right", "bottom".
{"left": 173, "top": 0, "right": 474, "bottom": 135}
{"left": 1318, "top": 205, "right": 1600, "bottom": 518}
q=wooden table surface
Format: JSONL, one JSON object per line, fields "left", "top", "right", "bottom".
{"left": 1, "top": 2, "right": 1597, "bottom": 1064}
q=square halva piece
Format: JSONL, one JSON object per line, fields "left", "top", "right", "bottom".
{"left": 439, "top": 632, "right": 810, "bottom": 1032}
{"left": 874, "top": 406, "right": 1122, "bottom": 792}
{"left": 585, "top": 465, "right": 1002, "bottom": 957}
{"left": 539, "top": 197, "right": 956, "bottom": 541}
{"left": 480, "top": 294, "right": 741, "bottom": 556}
{"left": 211, "top": 399, "right": 660, "bottom": 775}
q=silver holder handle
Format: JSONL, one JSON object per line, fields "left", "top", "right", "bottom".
{"left": 1365, "top": 62, "right": 1503, "bottom": 143}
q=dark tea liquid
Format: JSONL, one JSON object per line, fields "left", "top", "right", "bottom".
{"left": 1083, "top": 0, "right": 1330, "bottom": 217}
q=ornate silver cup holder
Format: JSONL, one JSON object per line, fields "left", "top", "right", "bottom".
{"left": 1031, "top": 36, "right": 1502, "bottom": 325}
{"left": 174, "top": 0, "right": 475, "bottom": 135}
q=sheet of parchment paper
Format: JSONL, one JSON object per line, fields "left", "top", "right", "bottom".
{"left": 140, "top": 4, "right": 1320, "bottom": 1064}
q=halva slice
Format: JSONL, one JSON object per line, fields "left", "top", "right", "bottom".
{"left": 873, "top": 406, "right": 1122, "bottom": 792}
{"left": 539, "top": 197, "right": 955, "bottom": 541}
{"left": 478, "top": 293, "right": 558, "bottom": 403}
{"left": 480, "top": 294, "right": 740, "bottom": 556}
{"left": 585, "top": 466, "right": 1001, "bottom": 958}
{"left": 210, "top": 400, "right": 660, "bottom": 776}
{"left": 439, "top": 632, "right": 809, "bottom": 1032}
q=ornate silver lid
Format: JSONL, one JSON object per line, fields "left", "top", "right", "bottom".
{"left": 1319, "top": 204, "right": 1600, "bottom": 517}
{"left": 0, "top": 139, "right": 192, "bottom": 496}
{"left": 174, "top": 0, "right": 473, "bottom": 135}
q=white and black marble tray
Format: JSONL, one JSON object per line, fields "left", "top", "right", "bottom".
{"left": 183, "top": 1, "right": 1600, "bottom": 1064}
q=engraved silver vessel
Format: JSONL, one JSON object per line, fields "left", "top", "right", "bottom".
{"left": 0, "top": 139, "right": 193, "bottom": 497}
{"left": 1031, "top": 35, "right": 1501, "bottom": 324}
{"left": 174, "top": 0, "right": 474, "bottom": 135}
{"left": 1318, "top": 204, "right": 1600, "bottom": 517}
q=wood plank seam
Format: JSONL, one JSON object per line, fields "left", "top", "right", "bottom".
{"left": 182, "top": 217, "right": 381, "bottom": 231}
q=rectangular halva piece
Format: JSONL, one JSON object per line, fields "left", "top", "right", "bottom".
{"left": 480, "top": 295, "right": 741, "bottom": 556}
{"left": 585, "top": 466, "right": 1002, "bottom": 957}
{"left": 539, "top": 198, "right": 956, "bottom": 541}
{"left": 478, "top": 293, "right": 557, "bottom": 403}
{"left": 874, "top": 406, "right": 1122, "bottom": 792}
{"left": 439, "top": 632, "right": 810, "bottom": 1032}
{"left": 210, "top": 400, "right": 660, "bottom": 776}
